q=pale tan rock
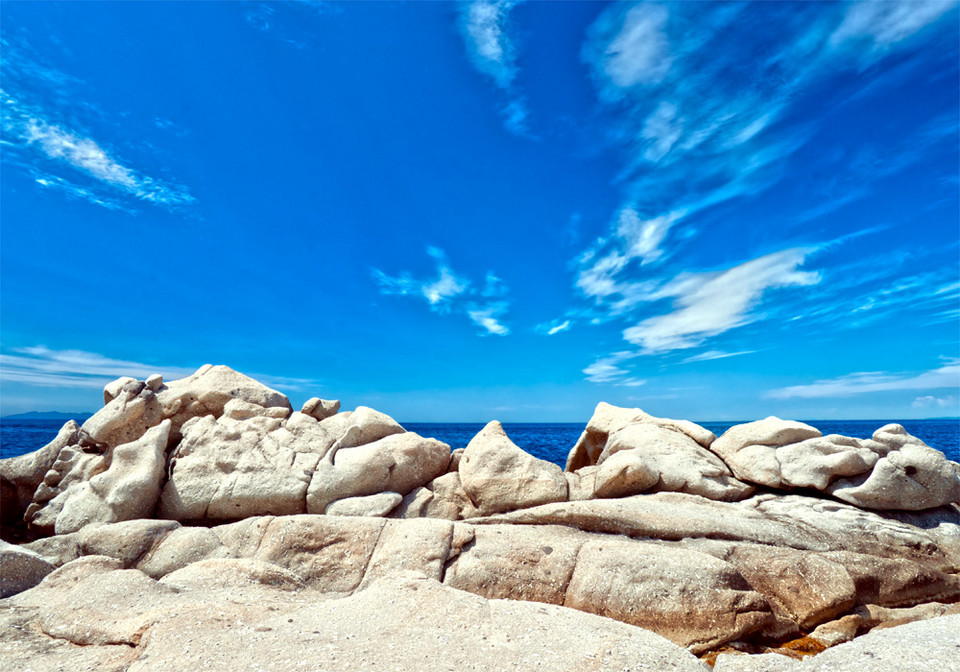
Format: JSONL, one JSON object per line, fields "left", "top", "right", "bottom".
{"left": 809, "top": 613, "right": 863, "bottom": 646}
{"left": 160, "top": 558, "right": 307, "bottom": 592}
{"left": 823, "top": 550, "right": 960, "bottom": 607}
{"left": 855, "top": 601, "right": 953, "bottom": 629}
{"left": 564, "top": 537, "right": 773, "bottom": 653}
{"left": 475, "top": 491, "right": 960, "bottom": 568}
{"left": 46, "top": 421, "right": 171, "bottom": 534}
{"left": 729, "top": 545, "right": 857, "bottom": 628}
{"left": 79, "top": 379, "right": 164, "bottom": 451}
{"left": 0, "top": 540, "right": 55, "bottom": 597}
{"left": 325, "top": 491, "right": 402, "bottom": 517}
{"left": 144, "top": 374, "right": 163, "bottom": 392}
{"left": 448, "top": 447, "right": 465, "bottom": 472}
{"left": 799, "top": 614, "right": 960, "bottom": 671}
{"left": 40, "top": 555, "right": 126, "bottom": 588}
{"left": 159, "top": 407, "right": 329, "bottom": 521}
{"left": 136, "top": 525, "right": 229, "bottom": 578}
{"left": 103, "top": 376, "right": 136, "bottom": 405}
{"left": 218, "top": 514, "right": 386, "bottom": 592}
{"left": 0, "top": 420, "right": 79, "bottom": 524}
{"left": 306, "top": 431, "right": 450, "bottom": 513}
{"left": 77, "top": 518, "right": 181, "bottom": 567}
{"left": 827, "top": 437, "right": 960, "bottom": 511}
{"left": 459, "top": 421, "right": 567, "bottom": 515}
{"left": 2, "top": 571, "right": 710, "bottom": 672}
{"left": 565, "top": 402, "right": 716, "bottom": 471}
{"left": 335, "top": 406, "right": 405, "bottom": 447}
{"left": 156, "top": 364, "right": 292, "bottom": 444}
{"left": 443, "top": 524, "right": 585, "bottom": 605}
{"left": 592, "top": 448, "right": 659, "bottom": 498}
{"left": 597, "top": 423, "right": 754, "bottom": 501}
{"left": 713, "top": 652, "right": 799, "bottom": 671}
{"left": 26, "top": 447, "right": 112, "bottom": 532}
{"left": 564, "top": 466, "right": 598, "bottom": 501}
{"left": 393, "top": 471, "right": 478, "bottom": 520}
{"left": 775, "top": 435, "right": 879, "bottom": 489}
{"left": 359, "top": 517, "right": 454, "bottom": 587}
{"left": 715, "top": 433, "right": 880, "bottom": 497}
{"left": 710, "top": 417, "right": 822, "bottom": 462}
{"left": 301, "top": 396, "right": 340, "bottom": 421}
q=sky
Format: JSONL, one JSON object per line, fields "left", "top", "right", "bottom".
{"left": 1, "top": 0, "right": 958, "bottom": 422}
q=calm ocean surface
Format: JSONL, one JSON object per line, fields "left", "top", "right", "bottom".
{"left": 2, "top": 418, "right": 958, "bottom": 464}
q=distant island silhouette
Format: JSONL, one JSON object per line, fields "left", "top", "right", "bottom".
{"left": 2, "top": 411, "right": 92, "bottom": 420}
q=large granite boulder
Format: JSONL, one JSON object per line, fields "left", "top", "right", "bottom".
{"left": 459, "top": 421, "right": 568, "bottom": 515}
{"left": 827, "top": 424, "right": 960, "bottom": 510}
{"left": 81, "top": 365, "right": 292, "bottom": 453}
{"left": 0, "top": 420, "right": 79, "bottom": 525}
{"left": 26, "top": 422, "right": 171, "bottom": 534}
{"left": 0, "top": 540, "right": 55, "bottom": 597}
{"left": 708, "top": 418, "right": 959, "bottom": 511}
{"left": 0, "top": 566, "right": 711, "bottom": 672}
{"left": 593, "top": 423, "right": 754, "bottom": 501}
{"left": 305, "top": 431, "right": 450, "bottom": 513}
{"left": 565, "top": 402, "right": 716, "bottom": 471}
{"left": 393, "top": 471, "right": 479, "bottom": 520}
{"left": 159, "top": 402, "right": 435, "bottom": 521}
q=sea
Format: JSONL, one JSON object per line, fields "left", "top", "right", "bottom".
{"left": 2, "top": 418, "right": 958, "bottom": 465}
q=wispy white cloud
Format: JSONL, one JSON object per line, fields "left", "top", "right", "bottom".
{"left": 468, "top": 303, "right": 510, "bottom": 336}
{"left": 766, "top": 360, "right": 960, "bottom": 399}
{"left": 0, "top": 346, "right": 319, "bottom": 392}
{"left": 373, "top": 247, "right": 469, "bottom": 312}
{"left": 622, "top": 248, "right": 820, "bottom": 353}
{"left": 373, "top": 247, "right": 511, "bottom": 336}
{"left": 587, "top": 3, "right": 671, "bottom": 91}
{"left": 571, "top": 0, "right": 956, "bottom": 365}
{"left": 912, "top": 394, "right": 957, "bottom": 410}
{"left": 583, "top": 351, "right": 645, "bottom": 387}
{"left": 458, "top": 0, "right": 533, "bottom": 137}
{"left": 460, "top": 0, "right": 518, "bottom": 87}
{"left": 831, "top": 0, "right": 958, "bottom": 50}
{"left": 1, "top": 41, "right": 195, "bottom": 211}
{"left": 535, "top": 318, "right": 574, "bottom": 336}
{"left": 681, "top": 349, "right": 756, "bottom": 364}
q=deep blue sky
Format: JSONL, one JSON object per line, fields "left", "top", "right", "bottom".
{"left": 1, "top": 1, "right": 958, "bottom": 422}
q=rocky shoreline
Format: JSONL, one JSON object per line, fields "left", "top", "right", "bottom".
{"left": 2, "top": 365, "right": 958, "bottom": 670}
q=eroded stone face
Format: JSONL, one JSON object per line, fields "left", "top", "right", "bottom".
{"left": 459, "top": 421, "right": 568, "bottom": 516}
{"left": 565, "top": 402, "right": 716, "bottom": 472}
{"left": 596, "top": 423, "right": 754, "bottom": 501}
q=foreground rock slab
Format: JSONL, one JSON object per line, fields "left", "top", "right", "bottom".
{"left": 1, "top": 563, "right": 711, "bottom": 672}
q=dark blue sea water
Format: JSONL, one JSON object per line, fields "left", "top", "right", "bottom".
{"left": 2, "top": 418, "right": 958, "bottom": 465}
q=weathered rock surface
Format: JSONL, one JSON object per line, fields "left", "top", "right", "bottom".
{"left": 301, "top": 396, "right": 340, "bottom": 420}
{"left": 26, "top": 422, "right": 171, "bottom": 535}
{"left": 800, "top": 614, "right": 960, "bottom": 671}
{"left": 595, "top": 423, "right": 754, "bottom": 501}
{"left": 827, "top": 425, "right": 960, "bottom": 510}
{"left": 710, "top": 418, "right": 960, "bottom": 511}
{"left": 0, "top": 540, "right": 54, "bottom": 597}
{"left": 4, "top": 374, "right": 960, "bottom": 669}
{"left": 459, "top": 421, "right": 568, "bottom": 515}
{"left": 394, "top": 471, "right": 479, "bottom": 520}
{"left": 325, "top": 491, "right": 402, "bottom": 517}
{"left": 711, "top": 417, "right": 823, "bottom": 461}
{"left": 306, "top": 431, "right": 450, "bottom": 513}
{"left": 563, "top": 537, "right": 773, "bottom": 653}
{"left": 158, "top": 401, "right": 439, "bottom": 521}
{"left": 0, "top": 567, "right": 712, "bottom": 672}
{"left": 0, "top": 420, "right": 78, "bottom": 525}
{"left": 729, "top": 545, "right": 857, "bottom": 628}
{"left": 565, "top": 402, "right": 716, "bottom": 471}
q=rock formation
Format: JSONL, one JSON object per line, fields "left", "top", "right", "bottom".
{"left": 1, "top": 368, "right": 958, "bottom": 670}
